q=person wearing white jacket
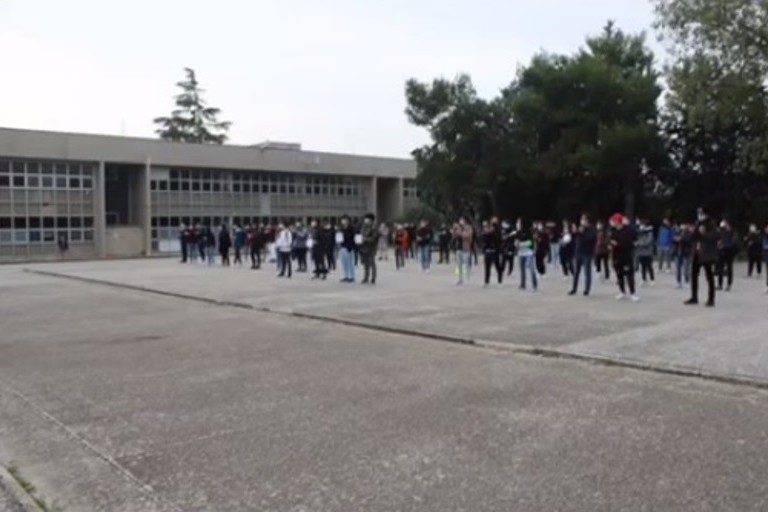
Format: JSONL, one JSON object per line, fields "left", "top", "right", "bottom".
{"left": 275, "top": 223, "right": 294, "bottom": 278}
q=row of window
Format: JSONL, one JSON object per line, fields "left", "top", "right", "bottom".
{"left": 151, "top": 180, "right": 362, "bottom": 196}
{"left": 0, "top": 174, "right": 94, "bottom": 190}
{"left": 0, "top": 160, "right": 95, "bottom": 191}
{"left": 0, "top": 217, "right": 94, "bottom": 229}
{"left": 0, "top": 229, "right": 94, "bottom": 245}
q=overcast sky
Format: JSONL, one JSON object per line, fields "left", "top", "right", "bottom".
{"left": 0, "top": 0, "right": 660, "bottom": 157}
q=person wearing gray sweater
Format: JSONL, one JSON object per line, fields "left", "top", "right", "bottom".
{"left": 635, "top": 220, "right": 655, "bottom": 285}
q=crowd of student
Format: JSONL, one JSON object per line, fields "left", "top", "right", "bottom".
{"left": 178, "top": 208, "right": 768, "bottom": 308}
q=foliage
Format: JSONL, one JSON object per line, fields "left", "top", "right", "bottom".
{"left": 154, "top": 68, "right": 232, "bottom": 144}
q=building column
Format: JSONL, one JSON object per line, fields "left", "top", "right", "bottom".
{"left": 396, "top": 177, "right": 405, "bottom": 219}
{"left": 369, "top": 176, "right": 378, "bottom": 217}
{"left": 142, "top": 157, "right": 152, "bottom": 255}
{"left": 94, "top": 161, "right": 107, "bottom": 258}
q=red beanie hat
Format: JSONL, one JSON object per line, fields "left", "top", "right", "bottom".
{"left": 610, "top": 213, "right": 624, "bottom": 226}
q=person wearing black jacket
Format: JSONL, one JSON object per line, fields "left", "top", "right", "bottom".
{"left": 310, "top": 221, "right": 328, "bottom": 280}
{"left": 716, "top": 220, "right": 737, "bottom": 291}
{"left": 250, "top": 225, "right": 268, "bottom": 270}
{"left": 609, "top": 214, "right": 639, "bottom": 302}
{"left": 745, "top": 223, "right": 763, "bottom": 278}
{"left": 416, "top": 220, "right": 434, "bottom": 272}
{"left": 218, "top": 225, "right": 232, "bottom": 267}
{"left": 325, "top": 222, "right": 336, "bottom": 271}
{"left": 338, "top": 216, "right": 357, "bottom": 282}
{"left": 569, "top": 215, "right": 597, "bottom": 296}
{"left": 179, "top": 224, "right": 190, "bottom": 263}
{"left": 502, "top": 221, "right": 516, "bottom": 276}
{"left": 534, "top": 222, "right": 550, "bottom": 276}
{"left": 686, "top": 216, "right": 718, "bottom": 307}
{"left": 437, "top": 225, "right": 452, "bottom": 264}
{"left": 481, "top": 218, "right": 504, "bottom": 286}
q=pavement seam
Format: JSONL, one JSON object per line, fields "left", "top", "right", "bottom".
{"left": 24, "top": 268, "right": 768, "bottom": 392}
{"left": 0, "top": 464, "right": 45, "bottom": 512}
{"left": 0, "top": 380, "right": 183, "bottom": 512}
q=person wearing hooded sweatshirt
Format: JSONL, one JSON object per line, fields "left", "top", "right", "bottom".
{"left": 686, "top": 214, "right": 718, "bottom": 307}
{"left": 292, "top": 222, "right": 309, "bottom": 273}
{"left": 635, "top": 219, "right": 655, "bottom": 286}
{"left": 745, "top": 223, "right": 763, "bottom": 278}
{"left": 717, "top": 220, "right": 738, "bottom": 291}
{"left": 609, "top": 214, "right": 639, "bottom": 302}
{"left": 569, "top": 214, "right": 597, "bottom": 296}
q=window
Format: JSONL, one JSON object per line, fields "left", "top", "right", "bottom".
{"left": 150, "top": 181, "right": 157, "bottom": 191}
{"left": 27, "top": 162, "right": 39, "bottom": 174}
{"left": 29, "top": 231, "right": 41, "bottom": 242}
{"left": 181, "top": 181, "right": 190, "bottom": 191}
{"left": 71, "top": 217, "right": 82, "bottom": 228}
{"left": 28, "top": 176, "right": 40, "bottom": 188}
{"left": 0, "top": 217, "right": 10, "bottom": 229}
{"left": 0, "top": 176, "right": 9, "bottom": 188}
{"left": 82, "top": 177, "right": 92, "bottom": 189}
{"left": 212, "top": 182, "right": 221, "bottom": 192}
{"left": 202, "top": 182, "right": 211, "bottom": 192}
{"left": 56, "top": 177, "right": 67, "bottom": 188}
{"left": 57, "top": 217, "right": 69, "bottom": 228}
{"left": 159, "top": 181, "right": 168, "bottom": 191}
{"left": 69, "top": 177, "right": 81, "bottom": 189}
{"left": 14, "top": 217, "right": 26, "bottom": 229}
{"left": 70, "top": 231, "right": 82, "bottom": 242}
{"left": 29, "top": 218, "right": 41, "bottom": 228}
{"left": 170, "top": 181, "right": 179, "bottom": 191}
{"left": 13, "top": 176, "right": 24, "bottom": 188}
{"left": 243, "top": 183, "right": 251, "bottom": 193}
{"left": 12, "top": 162, "right": 24, "bottom": 173}
{"left": 42, "top": 177, "right": 53, "bottom": 188}
{"left": 84, "top": 230, "right": 94, "bottom": 241}
{"left": 192, "top": 181, "right": 201, "bottom": 191}
{"left": 84, "top": 217, "right": 93, "bottom": 228}
{"left": 0, "top": 161, "right": 8, "bottom": 173}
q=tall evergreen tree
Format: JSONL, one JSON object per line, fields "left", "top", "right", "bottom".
{"left": 154, "top": 68, "right": 232, "bottom": 144}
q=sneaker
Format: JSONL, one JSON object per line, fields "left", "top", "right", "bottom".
{"left": 684, "top": 298, "right": 698, "bottom": 306}
{"left": 616, "top": 293, "right": 627, "bottom": 301}
{"left": 568, "top": 290, "right": 577, "bottom": 296}
{"left": 583, "top": 291, "right": 590, "bottom": 297}
{"left": 705, "top": 300, "right": 715, "bottom": 307}
{"left": 631, "top": 295, "right": 640, "bottom": 302}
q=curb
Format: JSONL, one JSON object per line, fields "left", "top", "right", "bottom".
{"left": 0, "top": 465, "right": 45, "bottom": 512}
{"left": 24, "top": 268, "right": 768, "bottom": 392}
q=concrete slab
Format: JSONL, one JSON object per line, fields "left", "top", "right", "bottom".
{"left": 20, "top": 256, "right": 768, "bottom": 384}
{"left": 2, "top": 267, "right": 768, "bottom": 510}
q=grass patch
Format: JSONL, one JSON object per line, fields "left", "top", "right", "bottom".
{"left": 6, "top": 463, "right": 56, "bottom": 512}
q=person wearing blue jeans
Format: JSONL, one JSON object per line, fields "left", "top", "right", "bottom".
{"left": 675, "top": 223, "right": 693, "bottom": 288}
{"left": 338, "top": 216, "right": 357, "bottom": 282}
{"left": 657, "top": 218, "right": 673, "bottom": 272}
{"left": 515, "top": 221, "right": 538, "bottom": 291}
{"left": 569, "top": 215, "right": 597, "bottom": 296}
{"left": 416, "top": 220, "right": 434, "bottom": 272}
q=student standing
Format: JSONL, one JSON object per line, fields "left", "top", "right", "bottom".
{"left": 437, "top": 224, "right": 452, "bottom": 264}
{"left": 310, "top": 221, "right": 328, "bottom": 280}
{"left": 559, "top": 223, "right": 575, "bottom": 277}
{"left": 635, "top": 220, "right": 655, "bottom": 286}
{"left": 292, "top": 222, "right": 309, "bottom": 272}
{"left": 686, "top": 216, "right": 718, "bottom": 306}
{"left": 233, "top": 224, "right": 246, "bottom": 266}
{"left": 502, "top": 221, "right": 516, "bottom": 276}
{"left": 516, "top": 220, "right": 538, "bottom": 291}
{"left": 179, "top": 224, "right": 190, "bottom": 263}
{"left": 454, "top": 217, "right": 474, "bottom": 285}
{"left": 393, "top": 224, "right": 408, "bottom": 270}
{"left": 338, "top": 216, "right": 357, "bottom": 282}
{"left": 218, "top": 225, "right": 232, "bottom": 267}
{"left": 205, "top": 226, "right": 216, "bottom": 265}
{"left": 481, "top": 219, "right": 503, "bottom": 286}
{"left": 674, "top": 223, "right": 693, "bottom": 289}
{"left": 377, "top": 222, "right": 390, "bottom": 261}
{"left": 717, "top": 220, "right": 737, "bottom": 291}
{"left": 569, "top": 214, "right": 597, "bottom": 296}
{"left": 745, "top": 223, "right": 763, "bottom": 278}
{"left": 534, "top": 222, "right": 550, "bottom": 277}
{"left": 594, "top": 221, "right": 610, "bottom": 281}
{"left": 360, "top": 214, "right": 379, "bottom": 284}
{"left": 657, "top": 218, "right": 673, "bottom": 273}
{"left": 276, "top": 223, "right": 293, "bottom": 278}
{"left": 416, "top": 220, "right": 434, "bottom": 272}
{"left": 610, "top": 214, "right": 639, "bottom": 302}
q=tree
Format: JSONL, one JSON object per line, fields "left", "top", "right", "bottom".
{"left": 505, "top": 23, "right": 663, "bottom": 217}
{"left": 654, "top": 0, "right": 768, "bottom": 221}
{"left": 154, "top": 68, "right": 232, "bottom": 144}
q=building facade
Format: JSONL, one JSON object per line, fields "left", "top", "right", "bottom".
{"left": 0, "top": 128, "right": 418, "bottom": 261}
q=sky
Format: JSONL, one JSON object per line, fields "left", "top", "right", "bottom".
{"left": 0, "top": 0, "right": 661, "bottom": 158}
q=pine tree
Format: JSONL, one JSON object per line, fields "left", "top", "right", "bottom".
{"left": 154, "top": 68, "right": 232, "bottom": 144}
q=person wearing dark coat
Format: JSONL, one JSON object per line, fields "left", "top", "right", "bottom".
{"left": 310, "top": 221, "right": 329, "bottom": 280}
{"left": 716, "top": 220, "right": 738, "bottom": 291}
{"left": 745, "top": 224, "right": 763, "bottom": 278}
{"left": 481, "top": 218, "right": 503, "bottom": 286}
{"left": 686, "top": 215, "right": 719, "bottom": 307}
{"left": 569, "top": 214, "right": 597, "bottom": 297}
{"left": 609, "top": 214, "right": 639, "bottom": 302}
{"left": 218, "top": 225, "right": 232, "bottom": 267}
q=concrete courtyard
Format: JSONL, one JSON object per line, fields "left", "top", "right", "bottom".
{"left": 1, "top": 257, "right": 768, "bottom": 510}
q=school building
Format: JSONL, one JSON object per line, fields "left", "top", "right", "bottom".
{"left": 0, "top": 128, "right": 419, "bottom": 261}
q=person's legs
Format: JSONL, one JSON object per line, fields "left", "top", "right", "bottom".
{"left": 704, "top": 262, "right": 715, "bottom": 305}
{"left": 483, "top": 253, "right": 492, "bottom": 285}
{"left": 684, "top": 256, "right": 691, "bottom": 284}
{"left": 625, "top": 261, "right": 636, "bottom": 295}
{"left": 615, "top": 264, "right": 626, "bottom": 295}
{"left": 495, "top": 253, "right": 504, "bottom": 284}
{"left": 726, "top": 253, "right": 734, "bottom": 289}
{"left": 530, "top": 257, "right": 539, "bottom": 290}
{"left": 181, "top": 241, "right": 188, "bottom": 263}
{"left": 519, "top": 256, "right": 527, "bottom": 289}
{"left": 688, "top": 260, "right": 701, "bottom": 302}
{"left": 676, "top": 255, "right": 684, "bottom": 287}
{"left": 716, "top": 253, "right": 725, "bottom": 289}
{"left": 550, "top": 243, "right": 560, "bottom": 267}
{"left": 584, "top": 256, "right": 593, "bottom": 294}
{"left": 570, "top": 256, "right": 582, "bottom": 293}
{"left": 362, "top": 253, "right": 371, "bottom": 283}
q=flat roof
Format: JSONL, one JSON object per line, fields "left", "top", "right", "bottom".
{"left": 0, "top": 127, "right": 417, "bottom": 179}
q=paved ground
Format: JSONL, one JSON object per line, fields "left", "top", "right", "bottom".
{"left": 1, "top": 260, "right": 768, "bottom": 511}
{"left": 24, "top": 256, "right": 768, "bottom": 384}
